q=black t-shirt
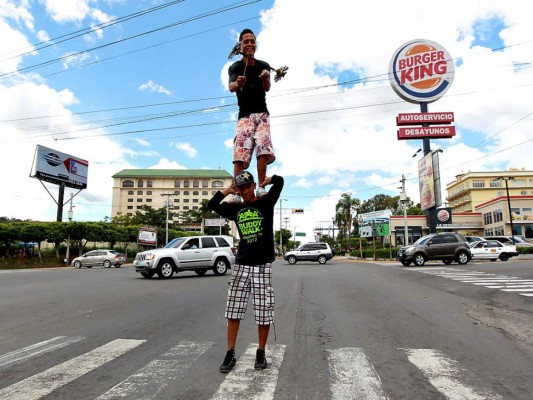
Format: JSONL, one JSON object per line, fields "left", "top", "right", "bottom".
{"left": 228, "top": 59, "right": 270, "bottom": 119}
{"left": 208, "top": 175, "right": 284, "bottom": 265}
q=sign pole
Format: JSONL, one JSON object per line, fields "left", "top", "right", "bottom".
{"left": 56, "top": 182, "right": 65, "bottom": 222}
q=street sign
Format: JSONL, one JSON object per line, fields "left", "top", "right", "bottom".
{"left": 396, "top": 112, "right": 454, "bottom": 125}
{"left": 397, "top": 126, "right": 455, "bottom": 140}
{"left": 295, "top": 232, "right": 306, "bottom": 237}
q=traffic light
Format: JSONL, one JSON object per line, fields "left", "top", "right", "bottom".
{"left": 292, "top": 208, "right": 304, "bottom": 214}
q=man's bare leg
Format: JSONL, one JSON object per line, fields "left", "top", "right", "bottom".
{"left": 257, "top": 155, "right": 267, "bottom": 187}
{"left": 227, "top": 319, "right": 240, "bottom": 349}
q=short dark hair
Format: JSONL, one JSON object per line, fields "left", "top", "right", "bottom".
{"left": 239, "top": 28, "right": 255, "bottom": 41}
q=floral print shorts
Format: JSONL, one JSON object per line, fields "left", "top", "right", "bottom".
{"left": 233, "top": 112, "right": 276, "bottom": 169}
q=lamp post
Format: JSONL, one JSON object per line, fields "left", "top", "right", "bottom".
{"left": 64, "top": 193, "right": 74, "bottom": 266}
{"left": 279, "top": 199, "right": 287, "bottom": 254}
{"left": 496, "top": 176, "right": 516, "bottom": 243}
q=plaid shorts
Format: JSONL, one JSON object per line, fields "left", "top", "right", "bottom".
{"left": 233, "top": 113, "right": 276, "bottom": 169}
{"left": 225, "top": 264, "right": 275, "bottom": 325}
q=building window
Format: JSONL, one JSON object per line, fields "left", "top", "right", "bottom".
{"left": 193, "top": 206, "right": 198, "bottom": 210}
{"left": 174, "top": 190, "right": 180, "bottom": 195}
{"left": 483, "top": 212, "right": 493, "bottom": 225}
{"left": 184, "top": 199, "right": 189, "bottom": 203}
{"left": 174, "top": 199, "right": 180, "bottom": 203}
{"left": 137, "top": 198, "right": 143, "bottom": 202}
{"left": 128, "top": 190, "right": 134, "bottom": 195}
{"left": 212, "top": 180, "right": 224, "bottom": 188}
{"left": 472, "top": 180, "right": 485, "bottom": 188}
{"left": 127, "top": 198, "right": 133, "bottom": 203}
{"left": 484, "top": 228, "right": 494, "bottom": 236}
{"left": 127, "top": 206, "right": 133, "bottom": 210}
{"left": 490, "top": 180, "right": 501, "bottom": 188}
{"left": 521, "top": 190, "right": 527, "bottom": 195}
{"left": 183, "top": 206, "right": 189, "bottom": 210}
{"left": 511, "top": 208, "right": 521, "bottom": 220}
{"left": 147, "top": 179, "right": 153, "bottom": 188}
{"left": 202, "top": 180, "right": 208, "bottom": 188}
{"left": 493, "top": 209, "right": 503, "bottom": 223}
{"left": 174, "top": 180, "right": 180, "bottom": 188}
{"left": 202, "top": 191, "right": 208, "bottom": 196}
{"left": 512, "top": 179, "right": 525, "bottom": 187}
{"left": 137, "top": 190, "right": 143, "bottom": 195}
{"left": 193, "top": 180, "right": 199, "bottom": 188}
{"left": 137, "top": 206, "right": 143, "bottom": 209}
{"left": 193, "top": 191, "right": 199, "bottom": 196}
{"left": 123, "top": 180, "right": 134, "bottom": 188}
{"left": 174, "top": 206, "right": 180, "bottom": 210}
{"left": 127, "top": 213, "right": 132, "bottom": 216}
{"left": 494, "top": 226, "right": 504, "bottom": 235}
{"left": 193, "top": 199, "right": 199, "bottom": 203}
{"left": 138, "top": 179, "right": 144, "bottom": 188}
{"left": 184, "top": 191, "right": 189, "bottom": 195}
{"left": 146, "top": 199, "right": 152, "bottom": 203}
{"left": 184, "top": 180, "right": 190, "bottom": 188}
{"left": 147, "top": 191, "right": 152, "bottom": 195}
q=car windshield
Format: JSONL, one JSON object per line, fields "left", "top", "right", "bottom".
{"left": 165, "top": 238, "right": 187, "bottom": 248}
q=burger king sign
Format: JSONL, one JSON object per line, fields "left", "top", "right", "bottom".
{"left": 389, "top": 39, "right": 454, "bottom": 104}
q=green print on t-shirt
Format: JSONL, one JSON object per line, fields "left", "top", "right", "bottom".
{"left": 236, "top": 208, "right": 264, "bottom": 243}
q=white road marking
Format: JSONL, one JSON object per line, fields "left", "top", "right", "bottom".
{"left": 404, "top": 349, "right": 502, "bottom": 400}
{"left": 0, "top": 336, "right": 84, "bottom": 369}
{"left": 0, "top": 339, "right": 145, "bottom": 400}
{"left": 210, "top": 343, "right": 286, "bottom": 400}
{"left": 328, "top": 347, "right": 388, "bottom": 400}
{"left": 520, "top": 293, "right": 533, "bottom": 297}
{"left": 96, "top": 340, "right": 213, "bottom": 400}
{"left": 501, "top": 288, "right": 533, "bottom": 292}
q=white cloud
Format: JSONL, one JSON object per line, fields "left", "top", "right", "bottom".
{"left": 138, "top": 80, "right": 172, "bottom": 96}
{"left": 174, "top": 142, "right": 197, "bottom": 158}
{"left": 149, "top": 158, "right": 186, "bottom": 169}
{"left": 40, "top": 0, "right": 91, "bottom": 23}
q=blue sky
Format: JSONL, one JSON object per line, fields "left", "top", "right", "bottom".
{"left": 1, "top": 0, "right": 532, "bottom": 239}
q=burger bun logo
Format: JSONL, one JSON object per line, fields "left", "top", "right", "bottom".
{"left": 389, "top": 39, "right": 454, "bottom": 104}
{"left": 437, "top": 209, "right": 450, "bottom": 222}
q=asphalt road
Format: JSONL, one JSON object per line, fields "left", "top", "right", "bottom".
{"left": 0, "top": 259, "right": 532, "bottom": 399}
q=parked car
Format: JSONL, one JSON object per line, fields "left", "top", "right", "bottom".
{"left": 71, "top": 250, "right": 126, "bottom": 269}
{"left": 469, "top": 240, "right": 519, "bottom": 262}
{"left": 283, "top": 242, "right": 333, "bottom": 265}
{"left": 483, "top": 236, "right": 533, "bottom": 248}
{"left": 397, "top": 233, "right": 471, "bottom": 267}
{"left": 133, "top": 235, "right": 236, "bottom": 279}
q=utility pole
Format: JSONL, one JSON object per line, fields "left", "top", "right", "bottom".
{"left": 161, "top": 193, "right": 175, "bottom": 245}
{"left": 64, "top": 193, "right": 74, "bottom": 266}
{"left": 399, "top": 174, "right": 409, "bottom": 246}
{"left": 279, "top": 199, "right": 287, "bottom": 254}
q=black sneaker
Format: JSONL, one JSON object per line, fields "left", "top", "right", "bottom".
{"left": 220, "top": 348, "right": 236, "bottom": 373}
{"left": 254, "top": 348, "right": 268, "bottom": 370}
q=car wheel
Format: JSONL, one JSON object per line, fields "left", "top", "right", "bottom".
{"left": 114, "top": 264, "right": 121, "bottom": 268}
{"left": 87, "top": 266, "right": 92, "bottom": 268}
{"left": 318, "top": 255, "right": 327, "bottom": 264}
{"left": 287, "top": 256, "right": 297, "bottom": 265}
{"left": 442, "top": 258, "right": 453, "bottom": 265}
{"left": 195, "top": 269, "right": 208, "bottom": 276}
{"left": 499, "top": 253, "right": 509, "bottom": 262}
{"left": 413, "top": 253, "right": 426, "bottom": 266}
{"left": 156, "top": 259, "right": 174, "bottom": 279}
{"left": 400, "top": 260, "right": 411, "bottom": 266}
{"left": 73, "top": 260, "right": 82, "bottom": 269}
{"left": 141, "top": 271, "right": 155, "bottom": 279}
{"left": 103, "top": 260, "right": 111, "bottom": 268}
{"left": 456, "top": 251, "right": 470, "bottom": 265}
{"left": 213, "top": 258, "right": 229, "bottom": 276}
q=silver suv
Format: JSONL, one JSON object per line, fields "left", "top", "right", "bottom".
{"left": 134, "top": 235, "right": 236, "bottom": 279}
{"left": 397, "top": 233, "right": 471, "bottom": 267}
{"left": 284, "top": 242, "right": 333, "bottom": 265}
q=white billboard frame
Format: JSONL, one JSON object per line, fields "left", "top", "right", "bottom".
{"left": 30, "top": 145, "right": 89, "bottom": 189}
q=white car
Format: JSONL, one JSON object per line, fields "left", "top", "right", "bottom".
{"left": 469, "top": 240, "right": 519, "bottom": 262}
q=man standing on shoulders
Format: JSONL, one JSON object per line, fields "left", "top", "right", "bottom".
{"left": 208, "top": 170, "right": 284, "bottom": 373}
{"left": 228, "top": 28, "right": 275, "bottom": 201}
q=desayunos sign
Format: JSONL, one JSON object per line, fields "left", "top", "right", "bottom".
{"left": 389, "top": 39, "right": 454, "bottom": 104}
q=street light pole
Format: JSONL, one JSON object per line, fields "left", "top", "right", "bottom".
{"left": 496, "top": 176, "right": 516, "bottom": 243}
{"left": 279, "top": 199, "right": 287, "bottom": 254}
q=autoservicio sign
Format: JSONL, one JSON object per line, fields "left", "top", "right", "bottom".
{"left": 389, "top": 39, "right": 454, "bottom": 104}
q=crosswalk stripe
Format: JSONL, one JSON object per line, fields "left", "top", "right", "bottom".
{"left": 0, "top": 339, "right": 145, "bottom": 400}
{"left": 96, "top": 340, "right": 213, "bottom": 400}
{"left": 328, "top": 347, "right": 388, "bottom": 400}
{"left": 209, "top": 343, "right": 286, "bottom": 400}
{"left": 404, "top": 349, "right": 502, "bottom": 400}
{"left": 0, "top": 336, "right": 84, "bottom": 369}
{"left": 501, "top": 288, "right": 533, "bottom": 292}
{"left": 520, "top": 293, "right": 533, "bottom": 297}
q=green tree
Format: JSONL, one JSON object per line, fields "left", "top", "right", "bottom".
{"left": 274, "top": 228, "right": 292, "bottom": 253}
{"left": 18, "top": 222, "right": 49, "bottom": 262}
{"left": 132, "top": 205, "right": 167, "bottom": 227}
{"left": 0, "top": 222, "right": 17, "bottom": 257}
{"left": 45, "top": 222, "right": 66, "bottom": 260}
{"left": 335, "top": 193, "right": 361, "bottom": 249}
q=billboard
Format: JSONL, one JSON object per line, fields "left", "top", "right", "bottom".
{"left": 418, "top": 152, "right": 435, "bottom": 211}
{"left": 358, "top": 210, "right": 392, "bottom": 237}
{"left": 138, "top": 226, "right": 157, "bottom": 246}
{"left": 30, "top": 145, "right": 88, "bottom": 189}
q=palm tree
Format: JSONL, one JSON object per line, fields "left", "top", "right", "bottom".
{"left": 335, "top": 193, "right": 360, "bottom": 249}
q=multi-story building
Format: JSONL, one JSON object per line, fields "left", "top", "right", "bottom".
{"left": 445, "top": 168, "right": 533, "bottom": 238}
{"left": 111, "top": 169, "right": 233, "bottom": 227}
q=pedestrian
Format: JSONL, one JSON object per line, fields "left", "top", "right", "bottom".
{"left": 208, "top": 170, "right": 284, "bottom": 373}
{"left": 228, "top": 28, "right": 275, "bottom": 201}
